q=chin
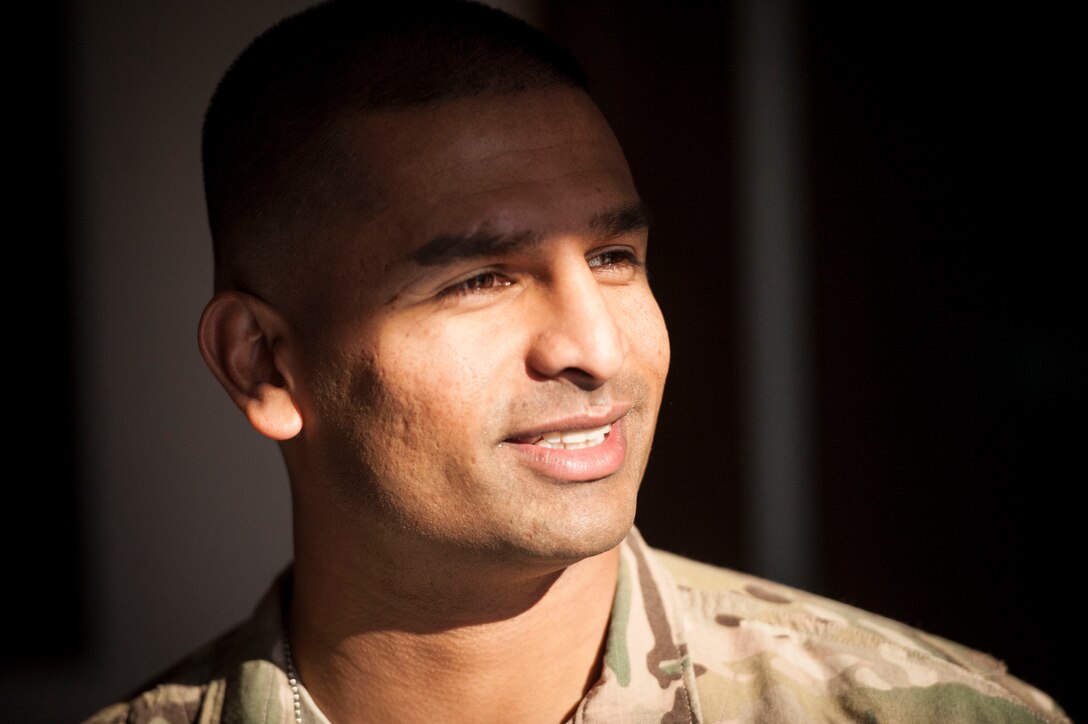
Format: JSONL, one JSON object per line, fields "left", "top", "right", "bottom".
{"left": 499, "top": 505, "right": 636, "bottom": 570}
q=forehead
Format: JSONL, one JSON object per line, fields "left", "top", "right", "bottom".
{"left": 337, "top": 87, "right": 639, "bottom": 279}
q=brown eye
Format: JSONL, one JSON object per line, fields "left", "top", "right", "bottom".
{"left": 463, "top": 273, "right": 501, "bottom": 289}
{"left": 588, "top": 249, "right": 642, "bottom": 273}
{"left": 443, "top": 271, "right": 513, "bottom": 297}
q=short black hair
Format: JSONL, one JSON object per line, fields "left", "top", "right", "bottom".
{"left": 203, "top": 0, "right": 588, "bottom": 296}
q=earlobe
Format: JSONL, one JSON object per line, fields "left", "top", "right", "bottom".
{"left": 197, "top": 292, "right": 304, "bottom": 441}
{"left": 243, "top": 384, "right": 303, "bottom": 440}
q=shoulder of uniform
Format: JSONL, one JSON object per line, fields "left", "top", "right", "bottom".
{"left": 649, "top": 546, "right": 1069, "bottom": 723}
{"left": 652, "top": 544, "right": 1007, "bottom": 674}
{"left": 83, "top": 680, "right": 215, "bottom": 724}
{"left": 651, "top": 546, "right": 757, "bottom": 594}
{"left": 83, "top": 572, "right": 295, "bottom": 723}
{"left": 81, "top": 622, "right": 250, "bottom": 724}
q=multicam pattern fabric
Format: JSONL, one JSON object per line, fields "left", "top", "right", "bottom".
{"left": 87, "top": 529, "right": 1067, "bottom": 723}
{"left": 611, "top": 532, "right": 1068, "bottom": 723}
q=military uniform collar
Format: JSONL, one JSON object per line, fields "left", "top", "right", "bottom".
{"left": 225, "top": 528, "right": 697, "bottom": 723}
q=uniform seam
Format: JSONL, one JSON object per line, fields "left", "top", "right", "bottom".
{"left": 638, "top": 540, "right": 701, "bottom": 724}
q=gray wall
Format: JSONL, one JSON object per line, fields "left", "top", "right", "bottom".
{"left": 5, "top": 3, "right": 542, "bottom": 722}
{"left": 13, "top": 3, "right": 311, "bottom": 721}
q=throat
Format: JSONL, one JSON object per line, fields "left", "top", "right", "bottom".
{"left": 288, "top": 546, "right": 621, "bottom": 724}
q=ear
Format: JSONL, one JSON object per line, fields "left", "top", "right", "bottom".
{"left": 198, "top": 291, "right": 304, "bottom": 441}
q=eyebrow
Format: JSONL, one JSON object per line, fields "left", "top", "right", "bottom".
{"left": 589, "top": 201, "right": 652, "bottom": 240}
{"left": 408, "top": 200, "right": 651, "bottom": 267}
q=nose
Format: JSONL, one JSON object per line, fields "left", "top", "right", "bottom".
{"left": 526, "top": 254, "right": 629, "bottom": 390}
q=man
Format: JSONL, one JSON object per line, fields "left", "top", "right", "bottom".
{"left": 89, "top": 2, "right": 1066, "bottom": 722}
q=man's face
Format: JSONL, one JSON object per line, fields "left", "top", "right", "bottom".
{"left": 291, "top": 87, "right": 670, "bottom": 568}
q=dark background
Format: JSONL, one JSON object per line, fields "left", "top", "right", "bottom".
{"left": 551, "top": 2, "right": 1080, "bottom": 718}
{"left": 5, "top": 2, "right": 1078, "bottom": 721}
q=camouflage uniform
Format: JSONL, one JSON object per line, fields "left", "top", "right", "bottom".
{"left": 88, "top": 528, "right": 1067, "bottom": 723}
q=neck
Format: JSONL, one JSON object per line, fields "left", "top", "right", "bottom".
{"left": 289, "top": 523, "right": 622, "bottom": 724}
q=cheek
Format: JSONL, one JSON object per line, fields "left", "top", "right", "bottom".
{"left": 649, "top": 304, "right": 671, "bottom": 375}
{"left": 622, "top": 290, "right": 671, "bottom": 382}
{"left": 370, "top": 320, "right": 521, "bottom": 442}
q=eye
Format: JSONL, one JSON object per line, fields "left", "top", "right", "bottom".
{"left": 439, "top": 270, "right": 514, "bottom": 297}
{"left": 587, "top": 248, "right": 643, "bottom": 276}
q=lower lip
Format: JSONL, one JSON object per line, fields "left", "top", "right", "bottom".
{"left": 503, "top": 418, "right": 627, "bottom": 482}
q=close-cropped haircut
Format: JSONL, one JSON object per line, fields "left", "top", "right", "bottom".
{"left": 203, "top": 0, "right": 588, "bottom": 295}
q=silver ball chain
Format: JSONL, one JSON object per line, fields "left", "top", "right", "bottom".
{"left": 282, "top": 631, "right": 304, "bottom": 724}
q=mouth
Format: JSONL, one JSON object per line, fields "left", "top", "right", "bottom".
{"left": 524, "top": 423, "right": 611, "bottom": 450}
{"left": 501, "top": 407, "right": 629, "bottom": 482}
{"left": 504, "top": 403, "right": 629, "bottom": 448}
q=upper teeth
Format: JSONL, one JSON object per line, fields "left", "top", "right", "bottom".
{"left": 532, "top": 423, "right": 611, "bottom": 449}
